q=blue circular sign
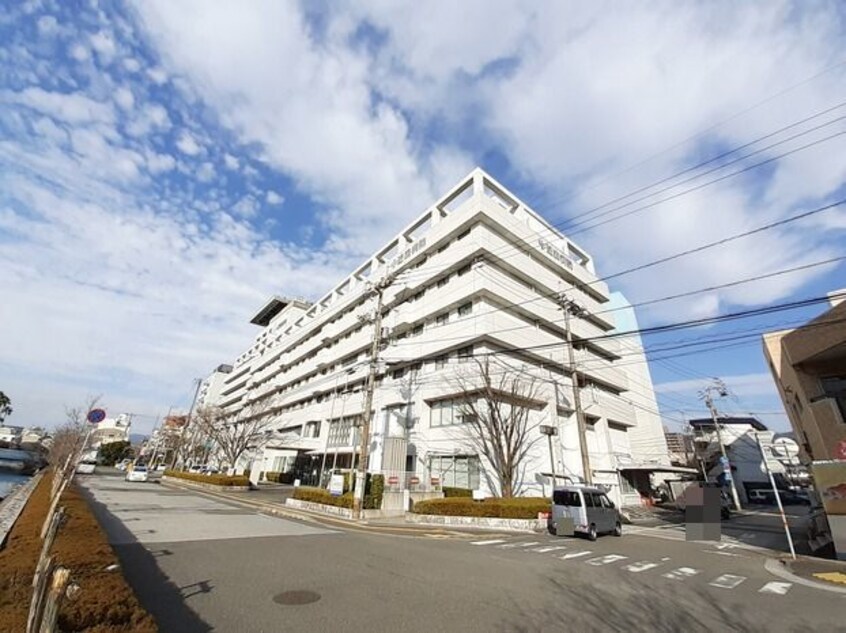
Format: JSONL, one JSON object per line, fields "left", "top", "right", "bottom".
{"left": 86, "top": 408, "right": 106, "bottom": 424}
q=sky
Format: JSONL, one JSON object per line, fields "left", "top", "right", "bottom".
{"left": 1, "top": 1, "right": 844, "bottom": 436}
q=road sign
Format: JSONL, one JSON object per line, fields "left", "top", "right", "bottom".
{"left": 387, "top": 476, "right": 400, "bottom": 485}
{"left": 328, "top": 474, "right": 344, "bottom": 497}
{"left": 86, "top": 409, "right": 106, "bottom": 424}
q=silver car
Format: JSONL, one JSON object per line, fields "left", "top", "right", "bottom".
{"left": 548, "top": 485, "right": 622, "bottom": 541}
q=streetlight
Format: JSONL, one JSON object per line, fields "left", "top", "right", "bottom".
{"left": 540, "top": 424, "right": 559, "bottom": 493}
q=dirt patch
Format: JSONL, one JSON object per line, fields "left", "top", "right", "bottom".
{"left": 0, "top": 474, "right": 157, "bottom": 632}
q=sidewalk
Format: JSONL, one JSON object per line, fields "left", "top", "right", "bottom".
{"left": 765, "top": 555, "right": 846, "bottom": 594}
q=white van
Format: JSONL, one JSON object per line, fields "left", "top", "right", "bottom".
{"left": 548, "top": 486, "right": 622, "bottom": 541}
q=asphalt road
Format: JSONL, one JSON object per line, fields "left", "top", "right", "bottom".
{"left": 78, "top": 474, "right": 846, "bottom": 633}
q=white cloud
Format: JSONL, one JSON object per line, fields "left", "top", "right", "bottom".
{"left": 146, "top": 66, "right": 167, "bottom": 85}
{"left": 69, "top": 43, "right": 89, "bottom": 62}
{"left": 37, "top": 15, "right": 58, "bottom": 35}
{"left": 114, "top": 86, "right": 135, "bottom": 111}
{"left": 175, "top": 130, "right": 202, "bottom": 155}
{"left": 89, "top": 30, "right": 117, "bottom": 63}
{"left": 223, "top": 153, "right": 239, "bottom": 170}
{"left": 265, "top": 190, "right": 283, "bottom": 205}
{"left": 197, "top": 161, "right": 215, "bottom": 182}
{"left": 122, "top": 57, "right": 141, "bottom": 73}
{"left": 5, "top": 87, "right": 114, "bottom": 125}
{"left": 132, "top": 1, "right": 468, "bottom": 257}
{"left": 145, "top": 151, "right": 176, "bottom": 173}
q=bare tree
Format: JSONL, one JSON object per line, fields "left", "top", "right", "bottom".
{"left": 191, "top": 402, "right": 274, "bottom": 475}
{"left": 450, "top": 358, "right": 545, "bottom": 497}
{"left": 48, "top": 396, "right": 101, "bottom": 468}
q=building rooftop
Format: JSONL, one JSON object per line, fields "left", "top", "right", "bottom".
{"left": 688, "top": 416, "right": 768, "bottom": 431}
{"left": 250, "top": 296, "right": 312, "bottom": 327}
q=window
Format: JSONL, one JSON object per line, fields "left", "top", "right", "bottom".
{"left": 553, "top": 490, "right": 581, "bottom": 506}
{"left": 430, "top": 399, "right": 473, "bottom": 427}
{"left": 436, "top": 313, "right": 449, "bottom": 326}
{"left": 584, "top": 493, "right": 596, "bottom": 508}
{"left": 457, "top": 302, "right": 472, "bottom": 317}
{"left": 327, "top": 417, "right": 354, "bottom": 448}
{"left": 392, "top": 368, "right": 405, "bottom": 380}
{"left": 434, "top": 355, "right": 448, "bottom": 370}
{"left": 429, "top": 455, "right": 480, "bottom": 489}
{"left": 437, "top": 276, "right": 449, "bottom": 288}
{"left": 820, "top": 376, "right": 846, "bottom": 421}
{"left": 411, "top": 324, "right": 424, "bottom": 337}
{"left": 457, "top": 345, "right": 473, "bottom": 363}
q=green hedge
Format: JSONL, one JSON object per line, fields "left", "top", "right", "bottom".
{"left": 443, "top": 486, "right": 473, "bottom": 498}
{"left": 164, "top": 470, "right": 250, "bottom": 487}
{"left": 294, "top": 480, "right": 384, "bottom": 510}
{"left": 412, "top": 497, "right": 550, "bottom": 519}
{"left": 265, "top": 471, "right": 281, "bottom": 483}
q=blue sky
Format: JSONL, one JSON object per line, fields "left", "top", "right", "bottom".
{"left": 1, "top": 1, "right": 844, "bottom": 435}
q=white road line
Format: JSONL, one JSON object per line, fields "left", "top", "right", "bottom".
{"left": 516, "top": 541, "right": 541, "bottom": 548}
{"left": 709, "top": 574, "right": 747, "bottom": 589}
{"left": 624, "top": 561, "right": 661, "bottom": 573}
{"left": 470, "top": 539, "right": 506, "bottom": 546}
{"left": 531, "top": 546, "right": 568, "bottom": 553}
{"left": 759, "top": 582, "right": 792, "bottom": 595}
{"left": 560, "top": 551, "right": 592, "bottom": 560}
{"left": 499, "top": 542, "right": 525, "bottom": 549}
{"left": 662, "top": 567, "right": 700, "bottom": 580}
{"left": 586, "top": 554, "right": 628, "bottom": 566}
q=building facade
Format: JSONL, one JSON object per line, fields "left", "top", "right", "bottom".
{"left": 688, "top": 416, "right": 785, "bottom": 504}
{"left": 206, "top": 169, "right": 672, "bottom": 507}
{"left": 763, "top": 290, "right": 846, "bottom": 559}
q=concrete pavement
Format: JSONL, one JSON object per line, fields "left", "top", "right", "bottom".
{"left": 79, "top": 474, "right": 846, "bottom": 633}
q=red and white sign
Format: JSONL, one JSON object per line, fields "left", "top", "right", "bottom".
{"left": 430, "top": 477, "right": 440, "bottom": 486}
{"left": 409, "top": 476, "right": 420, "bottom": 485}
{"left": 388, "top": 476, "right": 400, "bottom": 485}
{"left": 835, "top": 439, "right": 846, "bottom": 460}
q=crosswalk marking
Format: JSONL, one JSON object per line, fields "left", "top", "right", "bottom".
{"left": 516, "top": 541, "right": 541, "bottom": 548}
{"left": 624, "top": 561, "right": 661, "bottom": 573}
{"left": 470, "top": 539, "right": 506, "bottom": 546}
{"left": 560, "top": 551, "right": 592, "bottom": 560}
{"left": 531, "top": 545, "right": 568, "bottom": 553}
{"left": 586, "top": 554, "right": 628, "bottom": 566}
{"left": 759, "top": 582, "right": 792, "bottom": 595}
{"left": 709, "top": 574, "right": 746, "bottom": 589}
{"left": 662, "top": 567, "right": 700, "bottom": 580}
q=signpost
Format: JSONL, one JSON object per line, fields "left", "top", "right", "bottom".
{"left": 86, "top": 409, "right": 106, "bottom": 424}
{"left": 328, "top": 473, "right": 345, "bottom": 497}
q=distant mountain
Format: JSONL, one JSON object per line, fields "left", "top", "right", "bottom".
{"left": 129, "top": 433, "right": 148, "bottom": 445}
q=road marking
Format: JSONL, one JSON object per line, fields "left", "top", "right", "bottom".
{"left": 709, "top": 574, "right": 747, "bottom": 589}
{"left": 662, "top": 567, "right": 700, "bottom": 580}
{"left": 531, "top": 545, "right": 568, "bottom": 553}
{"left": 759, "top": 582, "right": 792, "bottom": 595}
{"left": 516, "top": 541, "right": 541, "bottom": 548}
{"left": 586, "top": 554, "right": 628, "bottom": 566}
{"left": 813, "top": 571, "right": 846, "bottom": 585}
{"left": 560, "top": 551, "right": 592, "bottom": 560}
{"left": 624, "top": 561, "right": 661, "bottom": 573}
{"left": 471, "top": 539, "right": 506, "bottom": 546}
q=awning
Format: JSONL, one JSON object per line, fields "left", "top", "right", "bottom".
{"left": 618, "top": 464, "right": 699, "bottom": 474}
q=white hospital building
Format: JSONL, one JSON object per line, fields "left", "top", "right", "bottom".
{"left": 204, "top": 169, "right": 678, "bottom": 508}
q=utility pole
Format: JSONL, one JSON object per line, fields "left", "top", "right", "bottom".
{"left": 755, "top": 433, "right": 796, "bottom": 559}
{"left": 169, "top": 379, "right": 202, "bottom": 469}
{"left": 700, "top": 380, "right": 742, "bottom": 510}
{"left": 353, "top": 276, "right": 393, "bottom": 519}
{"left": 559, "top": 294, "right": 592, "bottom": 485}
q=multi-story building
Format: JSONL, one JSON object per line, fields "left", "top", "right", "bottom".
{"left": 207, "top": 169, "right": 674, "bottom": 507}
{"left": 196, "top": 364, "right": 234, "bottom": 410}
{"left": 665, "top": 430, "right": 695, "bottom": 467}
{"left": 90, "top": 414, "right": 131, "bottom": 448}
{"left": 688, "top": 416, "right": 785, "bottom": 503}
{"left": 763, "top": 289, "right": 846, "bottom": 559}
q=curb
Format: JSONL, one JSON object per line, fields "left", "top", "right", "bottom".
{"left": 764, "top": 558, "right": 846, "bottom": 595}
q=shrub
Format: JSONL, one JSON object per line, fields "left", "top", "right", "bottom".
{"left": 164, "top": 470, "right": 250, "bottom": 487}
{"left": 264, "top": 471, "right": 281, "bottom": 483}
{"left": 443, "top": 486, "right": 473, "bottom": 498}
{"left": 243, "top": 469, "right": 251, "bottom": 479}
{"left": 368, "top": 473, "right": 384, "bottom": 510}
{"left": 412, "top": 497, "right": 550, "bottom": 519}
{"left": 294, "top": 486, "right": 353, "bottom": 508}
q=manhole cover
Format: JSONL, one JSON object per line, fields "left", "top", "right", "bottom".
{"left": 273, "top": 590, "right": 321, "bottom": 605}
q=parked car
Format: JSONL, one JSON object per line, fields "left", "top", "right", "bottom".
{"left": 125, "top": 464, "right": 149, "bottom": 483}
{"left": 548, "top": 485, "right": 622, "bottom": 541}
{"left": 748, "top": 489, "right": 811, "bottom": 506}
{"left": 76, "top": 460, "right": 96, "bottom": 475}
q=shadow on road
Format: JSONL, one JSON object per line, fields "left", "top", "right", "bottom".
{"left": 498, "top": 576, "right": 815, "bottom": 633}
{"left": 78, "top": 481, "right": 213, "bottom": 633}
